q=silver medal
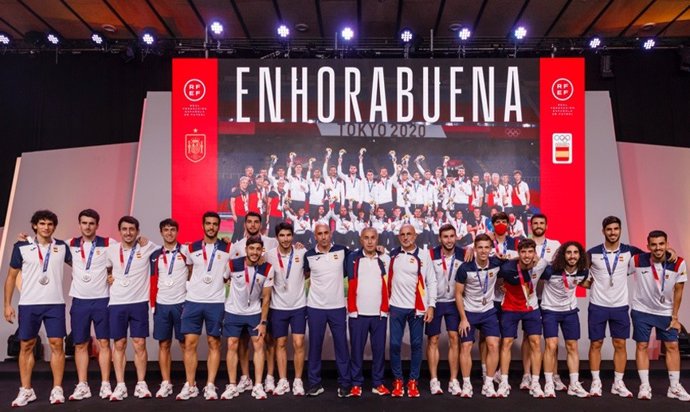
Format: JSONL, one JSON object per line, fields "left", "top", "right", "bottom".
{"left": 283, "top": 284, "right": 288, "bottom": 292}
{"left": 609, "top": 279, "right": 614, "bottom": 287}
{"left": 82, "top": 274, "right": 92, "bottom": 283}
{"left": 121, "top": 278, "right": 130, "bottom": 287}
{"left": 482, "top": 297, "right": 487, "bottom": 305}
{"left": 202, "top": 275, "right": 213, "bottom": 284}
{"left": 38, "top": 276, "right": 49, "bottom": 285}
{"left": 660, "top": 296, "right": 666, "bottom": 304}
{"left": 165, "top": 278, "right": 174, "bottom": 287}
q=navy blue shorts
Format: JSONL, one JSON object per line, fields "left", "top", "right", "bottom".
{"left": 180, "top": 301, "right": 224, "bottom": 337}
{"left": 588, "top": 303, "right": 630, "bottom": 341}
{"left": 542, "top": 309, "right": 580, "bottom": 340}
{"left": 631, "top": 310, "right": 678, "bottom": 342}
{"left": 108, "top": 302, "right": 149, "bottom": 340}
{"left": 500, "top": 309, "right": 542, "bottom": 338}
{"left": 153, "top": 303, "right": 184, "bottom": 342}
{"left": 425, "top": 301, "right": 460, "bottom": 337}
{"left": 270, "top": 307, "right": 307, "bottom": 338}
{"left": 463, "top": 308, "right": 501, "bottom": 343}
{"left": 18, "top": 304, "right": 66, "bottom": 341}
{"left": 70, "top": 297, "right": 109, "bottom": 343}
{"left": 223, "top": 312, "right": 261, "bottom": 338}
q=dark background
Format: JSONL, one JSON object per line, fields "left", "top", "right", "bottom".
{"left": 1, "top": 50, "right": 689, "bottom": 222}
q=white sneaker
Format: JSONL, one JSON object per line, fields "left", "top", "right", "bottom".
{"left": 460, "top": 381, "right": 473, "bottom": 398}
{"left": 519, "top": 374, "right": 531, "bottom": 390}
{"left": 553, "top": 374, "right": 567, "bottom": 391}
{"left": 49, "top": 386, "right": 65, "bottom": 405}
{"left": 251, "top": 384, "right": 267, "bottom": 400}
{"left": 220, "top": 384, "right": 239, "bottom": 400}
{"left": 496, "top": 381, "right": 511, "bottom": 398}
{"left": 12, "top": 387, "right": 37, "bottom": 407}
{"left": 449, "top": 379, "right": 462, "bottom": 396}
{"left": 69, "top": 382, "right": 91, "bottom": 401}
{"left": 530, "top": 382, "right": 545, "bottom": 398}
{"left": 668, "top": 384, "right": 690, "bottom": 401}
{"left": 203, "top": 383, "right": 218, "bottom": 400}
{"left": 264, "top": 375, "right": 275, "bottom": 394}
{"left": 493, "top": 371, "right": 502, "bottom": 385}
{"left": 637, "top": 383, "right": 652, "bottom": 400}
{"left": 589, "top": 380, "right": 602, "bottom": 397}
{"left": 134, "top": 381, "right": 152, "bottom": 399}
{"left": 109, "top": 383, "right": 128, "bottom": 402}
{"left": 481, "top": 382, "right": 497, "bottom": 398}
{"left": 567, "top": 381, "right": 589, "bottom": 398}
{"left": 99, "top": 382, "right": 112, "bottom": 399}
{"left": 273, "top": 379, "right": 290, "bottom": 396}
{"left": 176, "top": 382, "right": 199, "bottom": 400}
{"left": 543, "top": 382, "right": 556, "bottom": 398}
{"left": 156, "top": 381, "right": 173, "bottom": 398}
{"left": 430, "top": 378, "right": 443, "bottom": 395}
{"left": 237, "top": 376, "right": 253, "bottom": 393}
{"left": 292, "top": 378, "right": 305, "bottom": 396}
{"left": 611, "top": 380, "right": 633, "bottom": 398}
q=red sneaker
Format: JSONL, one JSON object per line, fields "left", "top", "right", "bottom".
{"left": 350, "top": 386, "right": 362, "bottom": 397}
{"left": 407, "top": 379, "right": 420, "bottom": 398}
{"left": 372, "top": 384, "right": 390, "bottom": 396}
{"left": 391, "top": 379, "right": 404, "bottom": 397}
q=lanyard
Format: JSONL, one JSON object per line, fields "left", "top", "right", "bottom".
{"left": 80, "top": 238, "right": 97, "bottom": 271}
{"left": 202, "top": 242, "right": 219, "bottom": 273}
{"left": 539, "top": 240, "right": 548, "bottom": 259}
{"left": 475, "top": 265, "right": 489, "bottom": 296}
{"left": 650, "top": 260, "right": 667, "bottom": 294}
{"left": 244, "top": 264, "right": 259, "bottom": 304}
{"left": 602, "top": 247, "right": 622, "bottom": 285}
{"left": 561, "top": 271, "right": 571, "bottom": 291}
{"left": 441, "top": 252, "right": 457, "bottom": 286}
{"left": 493, "top": 239, "right": 508, "bottom": 255}
{"left": 35, "top": 240, "right": 54, "bottom": 273}
{"left": 277, "top": 248, "right": 294, "bottom": 282}
{"left": 517, "top": 265, "right": 533, "bottom": 308}
{"left": 119, "top": 244, "right": 137, "bottom": 276}
{"left": 160, "top": 245, "right": 180, "bottom": 276}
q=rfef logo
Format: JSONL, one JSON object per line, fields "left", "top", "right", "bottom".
{"left": 551, "top": 78, "right": 574, "bottom": 102}
{"left": 184, "top": 79, "right": 206, "bottom": 102}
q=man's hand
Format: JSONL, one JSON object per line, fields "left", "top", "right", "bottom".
{"left": 17, "top": 232, "right": 28, "bottom": 242}
{"left": 668, "top": 248, "right": 678, "bottom": 263}
{"left": 4, "top": 305, "right": 15, "bottom": 324}
{"left": 463, "top": 247, "right": 474, "bottom": 262}
{"left": 668, "top": 318, "right": 681, "bottom": 332}
{"left": 458, "top": 318, "right": 470, "bottom": 337}
{"left": 137, "top": 237, "right": 149, "bottom": 246}
{"left": 222, "top": 236, "right": 232, "bottom": 244}
{"left": 294, "top": 242, "right": 305, "bottom": 250}
{"left": 424, "top": 307, "right": 434, "bottom": 323}
{"left": 107, "top": 274, "right": 114, "bottom": 285}
{"left": 375, "top": 245, "right": 387, "bottom": 255}
{"left": 254, "top": 323, "right": 267, "bottom": 338}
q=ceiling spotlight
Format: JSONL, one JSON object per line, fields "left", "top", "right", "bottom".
{"left": 142, "top": 32, "right": 155, "bottom": 46}
{"left": 0, "top": 33, "right": 10, "bottom": 45}
{"left": 400, "top": 29, "right": 413, "bottom": 43}
{"left": 589, "top": 37, "right": 601, "bottom": 49}
{"left": 341, "top": 27, "right": 354, "bottom": 41}
{"left": 458, "top": 27, "right": 471, "bottom": 41}
{"left": 47, "top": 33, "right": 60, "bottom": 45}
{"left": 210, "top": 21, "right": 224, "bottom": 36}
{"left": 91, "top": 32, "right": 104, "bottom": 45}
{"left": 514, "top": 26, "right": 527, "bottom": 40}
{"left": 277, "top": 24, "right": 290, "bottom": 38}
{"left": 643, "top": 38, "right": 655, "bottom": 50}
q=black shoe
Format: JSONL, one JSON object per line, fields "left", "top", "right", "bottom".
{"left": 307, "top": 384, "right": 325, "bottom": 397}
{"left": 337, "top": 386, "right": 352, "bottom": 398}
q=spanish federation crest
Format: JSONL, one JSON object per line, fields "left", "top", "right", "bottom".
{"left": 185, "top": 130, "right": 206, "bottom": 163}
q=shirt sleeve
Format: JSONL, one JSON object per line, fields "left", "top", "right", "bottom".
{"left": 63, "top": 244, "right": 73, "bottom": 265}
{"left": 423, "top": 253, "right": 437, "bottom": 307}
{"left": 263, "top": 265, "right": 275, "bottom": 288}
{"left": 540, "top": 265, "right": 553, "bottom": 280}
{"left": 9, "top": 243, "right": 23, "bottom": 269}
{"left": 676, "top": 261, "right": 687, "bottom": 284}
{"left": 455, "top": 264, "right": 468, "bottom": 284}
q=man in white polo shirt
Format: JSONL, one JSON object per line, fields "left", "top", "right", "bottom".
{"left": 388, "top": 224, "right": 436, "bottom": 398}
{"left": 264, "top": 222, "right": 308, "bottom": 396}
{"left": 65, "top": 209, "right": 114, "bottom": 401}
{"left": 105, "top": 216, "right": 158, "bottom": 402}
{"left": 303, "top": 223, "right": 351, "bottom": 397}
{"left": 176, "top": 212, "right": 232, "bottom": 401}
{"left": 5, "top": 210, "right": 72, "bottom": 407}
{"left": 149, "top": 218, "right": 189, "bottom": 398}
{"left": 220, "top": 236, "right": 274, "bottom": 400}
{"left": 629, "top": 230, "right": 689, "bottom": 401}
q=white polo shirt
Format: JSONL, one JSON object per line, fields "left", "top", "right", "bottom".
{"left": 534, "top": 238, "right": 561, "bottom": 263}
{"left": 388, "top": 247, "right": 436, "bottom": 310}
{"left": 182, "top": 239, "right": 232, "bottom": 304}
{"left": 229, "top": 235, "right": 279, "bottom": 259}
{"left": 265, "top": 247, "right": 307, "bottom": 310}
{"left": 68, "top": 236, "right": 113, "bottom": 300}
{"left": 587, "top": 243, "right": 643, "bottom": 308}
{"left": 540, "top": 265, "right": 588, "bottom": 312}
{"left": 456, "top": 258, "right": 503, "bottom": 313}
{"left": 629, "top": 253, "right": 687, "bottom": 316}
{"left": 106, "top": 240, "right": 158, "bottom": 305}
{"left": 10, "top": 239, "right": 72, "bottom": 305}
{"left": 430, "top": 246, "right": 465, "bottom": 303}
{"left": 225, "top": 258, "right": 274, "bottom": 315}
{"left": 303, "top": 244, "right": 348, "bottom": 309}
{"left": 150, "top": 243, "right": 189, "bottom": 305}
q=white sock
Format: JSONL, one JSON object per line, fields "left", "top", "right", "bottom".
{"left": 669, "top": 371, "right": 680, "bottom": 388}
{"left": 638, "top": 370, "right": 649, "bottom": 385}
{"left": 485, "top": 376, "right": 493, "bottom": 386}
{"left": 591, "top": 370, "right": 600, "bottom": 382}
{"left": 161, "top": 380, "right": 169, "bottom": 385}
{"left": 532, "top": 375, "right": 539, "bottom": 385}
{"left": 463, "top": 377, "right": 471, "bottom": 384}
{"left": 481, "top": 364, "right": 487, "bottom": 376}
{"left": 501, "top": 374, "right": 509, "bottom": 383}
{"left": 614, "top": 372, "right": 624, "bottom": 383}
{"left": 523, "top": 373, "right": 530, "bottom": 379}
{"left": 545, "top": 373, "right": 553, "bottom": 384}
{"left": 569, "top": 373, "right": 579, "bottom": 384}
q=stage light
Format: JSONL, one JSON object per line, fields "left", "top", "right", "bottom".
{"left": 514, "top": 26, "right": 527, "bottom": 40}
{"left": 142, "top": 32, "right": 155, "bottom": 46}
{"left": 0, "top": 33, "right": 10, "bottom": 45}
{"left": 91, "top": 32, "right": 104, "bottom": 46}
{"left": 47, "top": 33, "right": 60, "bottom": 45}
{"left": 400, "top": 29, "right": 413, "bottom": 43}
{"left": 458, "top": 27, "right": 471, "bottom": 41}
{"left": 341, "top": 27, "right": 354, "bottom": 41}
{"left": 643, "top": 38, "right": 655, "bottom": 50}
{"left": 589, "top": 37, "right": 601, "bottom": 49}
{"left": 277, "top": 24, "right": 290, "bottom": 38}
{"left": 210, "top": 21, "right": 224, "bottom": 36}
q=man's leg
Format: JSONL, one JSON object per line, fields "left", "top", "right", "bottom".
{"left": 74, "top": 342, "right": 90, "bottom": 384}
{"left": 348, "top": 317, "right": 367, "bottom": 389}
{"left": 207, "top": 336, "right": 222, "bottom": 385}
{"left": 227, "top": 338, "right": 240, "bottom": 384}
{"left": 252, "top": 335, "right": 266, "bottom": 385}
{"left": 448, "top": 331, "right": 460, "bottom": 382}
{"left": 112, "top": 338, "right": 127, "bottom": 384}
{"left": 328, "top": 308, "right": 351, "bottom": 389}
{"left": 159, "top": 340, "right": 172, "bottom": 382}
{"left": 275, "top": 337, "right": 288, "bottom": 380}
{"left": 389, "top": 307, "right": 407, "bottom": 382}
{"left": 97, "top": 339, "right": 111, "bottom": 383}
{"left": 293, "top": 334, "right": 306, "bottom": 380}
{"left": 132, "top": 337, "right": 148, "bottom": 382}
{"left": 426, "top": 335, "right": 440, "bottom": 380}
{"left": 306, "top": 307, "right": 327, "bottom": 389}
{"left": 183, "top": 334, "right": 200, "bottom": 386}
{"left": 19, "top": 339, "right": 37, "bottom": 388}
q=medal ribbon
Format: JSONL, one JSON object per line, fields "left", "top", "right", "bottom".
{"left": 650, "top": 260, "right": 667, "bottom": 295}
{"left": 35, "top": 240, "right": 54, "bottom": 273}
{"left": 202, "top": 242, "right": 219, "bottom": 273}
{"left": 517, "top": 265, "right": 533, "bottom": 309}
{"left": 244, "top": 264, "right": 259, "bottom": 305}
{"left": 119, "top": 244, "right": 137, "bottom": 276}
{"left": 277, "top": 248, "right": 294, "bottom": 283}
{"left": 80, "top": 237, "right": 97, "bottom": 271}
{"left": 602, "top": 247, "right": 622, "bottom": 286}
